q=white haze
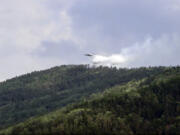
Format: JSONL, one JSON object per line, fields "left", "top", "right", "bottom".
{"left": 92, "top": 34, "right": 180, "bottom": 67}
{"left": 92, "top": 54, "right": 127, "bottom": 65}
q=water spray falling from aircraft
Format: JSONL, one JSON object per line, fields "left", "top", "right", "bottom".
{"left": 84, "top": 53, "right": 128, "bottom": 66}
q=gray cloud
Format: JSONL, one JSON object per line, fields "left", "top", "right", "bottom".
{"left": 0, "top": 0, "right": 180, "bottom": 81}
{"left": 69, "top": 0, "right": 180, "bottom": 47}
{"left": 68, "top": 0, "right": 180, "bottom": 66}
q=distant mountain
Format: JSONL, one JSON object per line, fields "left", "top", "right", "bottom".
{"left": 0, "top": 65, "right": 179, "bottom": 135}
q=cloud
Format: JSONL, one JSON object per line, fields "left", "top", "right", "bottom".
{"left": 0, "top": 0, "right": 180, "bottom": 81}
{"left": 0, "top": 0, "right": 77, "bottom": 52}
{"left": 92, "top": 34, "right": 180, "bottom": 67}
{"left": 122, "top": 34, "right": 180, "bottom": 67}
{"left": 69, "top": 0, "right": 180, "bottom": 51}
{"left": 92, "top": 54, "right": 127, "bottom": 65}
{"left": 0, "top": 0, "right": 82, "bottom": 81}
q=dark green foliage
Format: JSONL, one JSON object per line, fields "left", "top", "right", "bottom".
{"left": 0, "top": 65, "right": 170, "bottom": 129}
{"left": 0, "top": 66, "right": 179, "bottom": 135}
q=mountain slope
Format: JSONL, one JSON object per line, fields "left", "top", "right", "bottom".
{"left": 0, "top": 65, "right": 170, "bottom": 129}
{"left": 0, "top": 68, "right": 179, "bottom": 135}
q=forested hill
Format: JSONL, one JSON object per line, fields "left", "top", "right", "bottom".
{"left": 0, "top": 65, "right": 179, "bottom": 135}
{"left": 0, "top": 65, "right": 179, "bottom": 134}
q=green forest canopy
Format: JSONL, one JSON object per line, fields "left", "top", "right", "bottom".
{"left": 0, "top": 65, "right": 179, "bottom": 135}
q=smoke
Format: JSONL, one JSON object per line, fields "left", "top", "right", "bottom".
{"left": 91, "top": 34, "right": 180, "bottom": 67}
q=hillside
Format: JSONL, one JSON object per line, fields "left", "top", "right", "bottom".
{"left": 0, "top": 65, "right": 169, "bottom": 129}
{"left": 0, "top": 66, "right": 179, "bottom": 135}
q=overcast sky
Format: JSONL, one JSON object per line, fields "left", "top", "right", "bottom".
{"left": 0, "top": 0, "right": 180, "bottom": 81}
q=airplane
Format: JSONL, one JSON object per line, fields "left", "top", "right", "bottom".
{"left": 84, "top": 53, "right": 94, "bottom": 57}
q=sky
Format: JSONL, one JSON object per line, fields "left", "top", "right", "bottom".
{"left": 0, "top": 0, "right": 180, "bottom": 81}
